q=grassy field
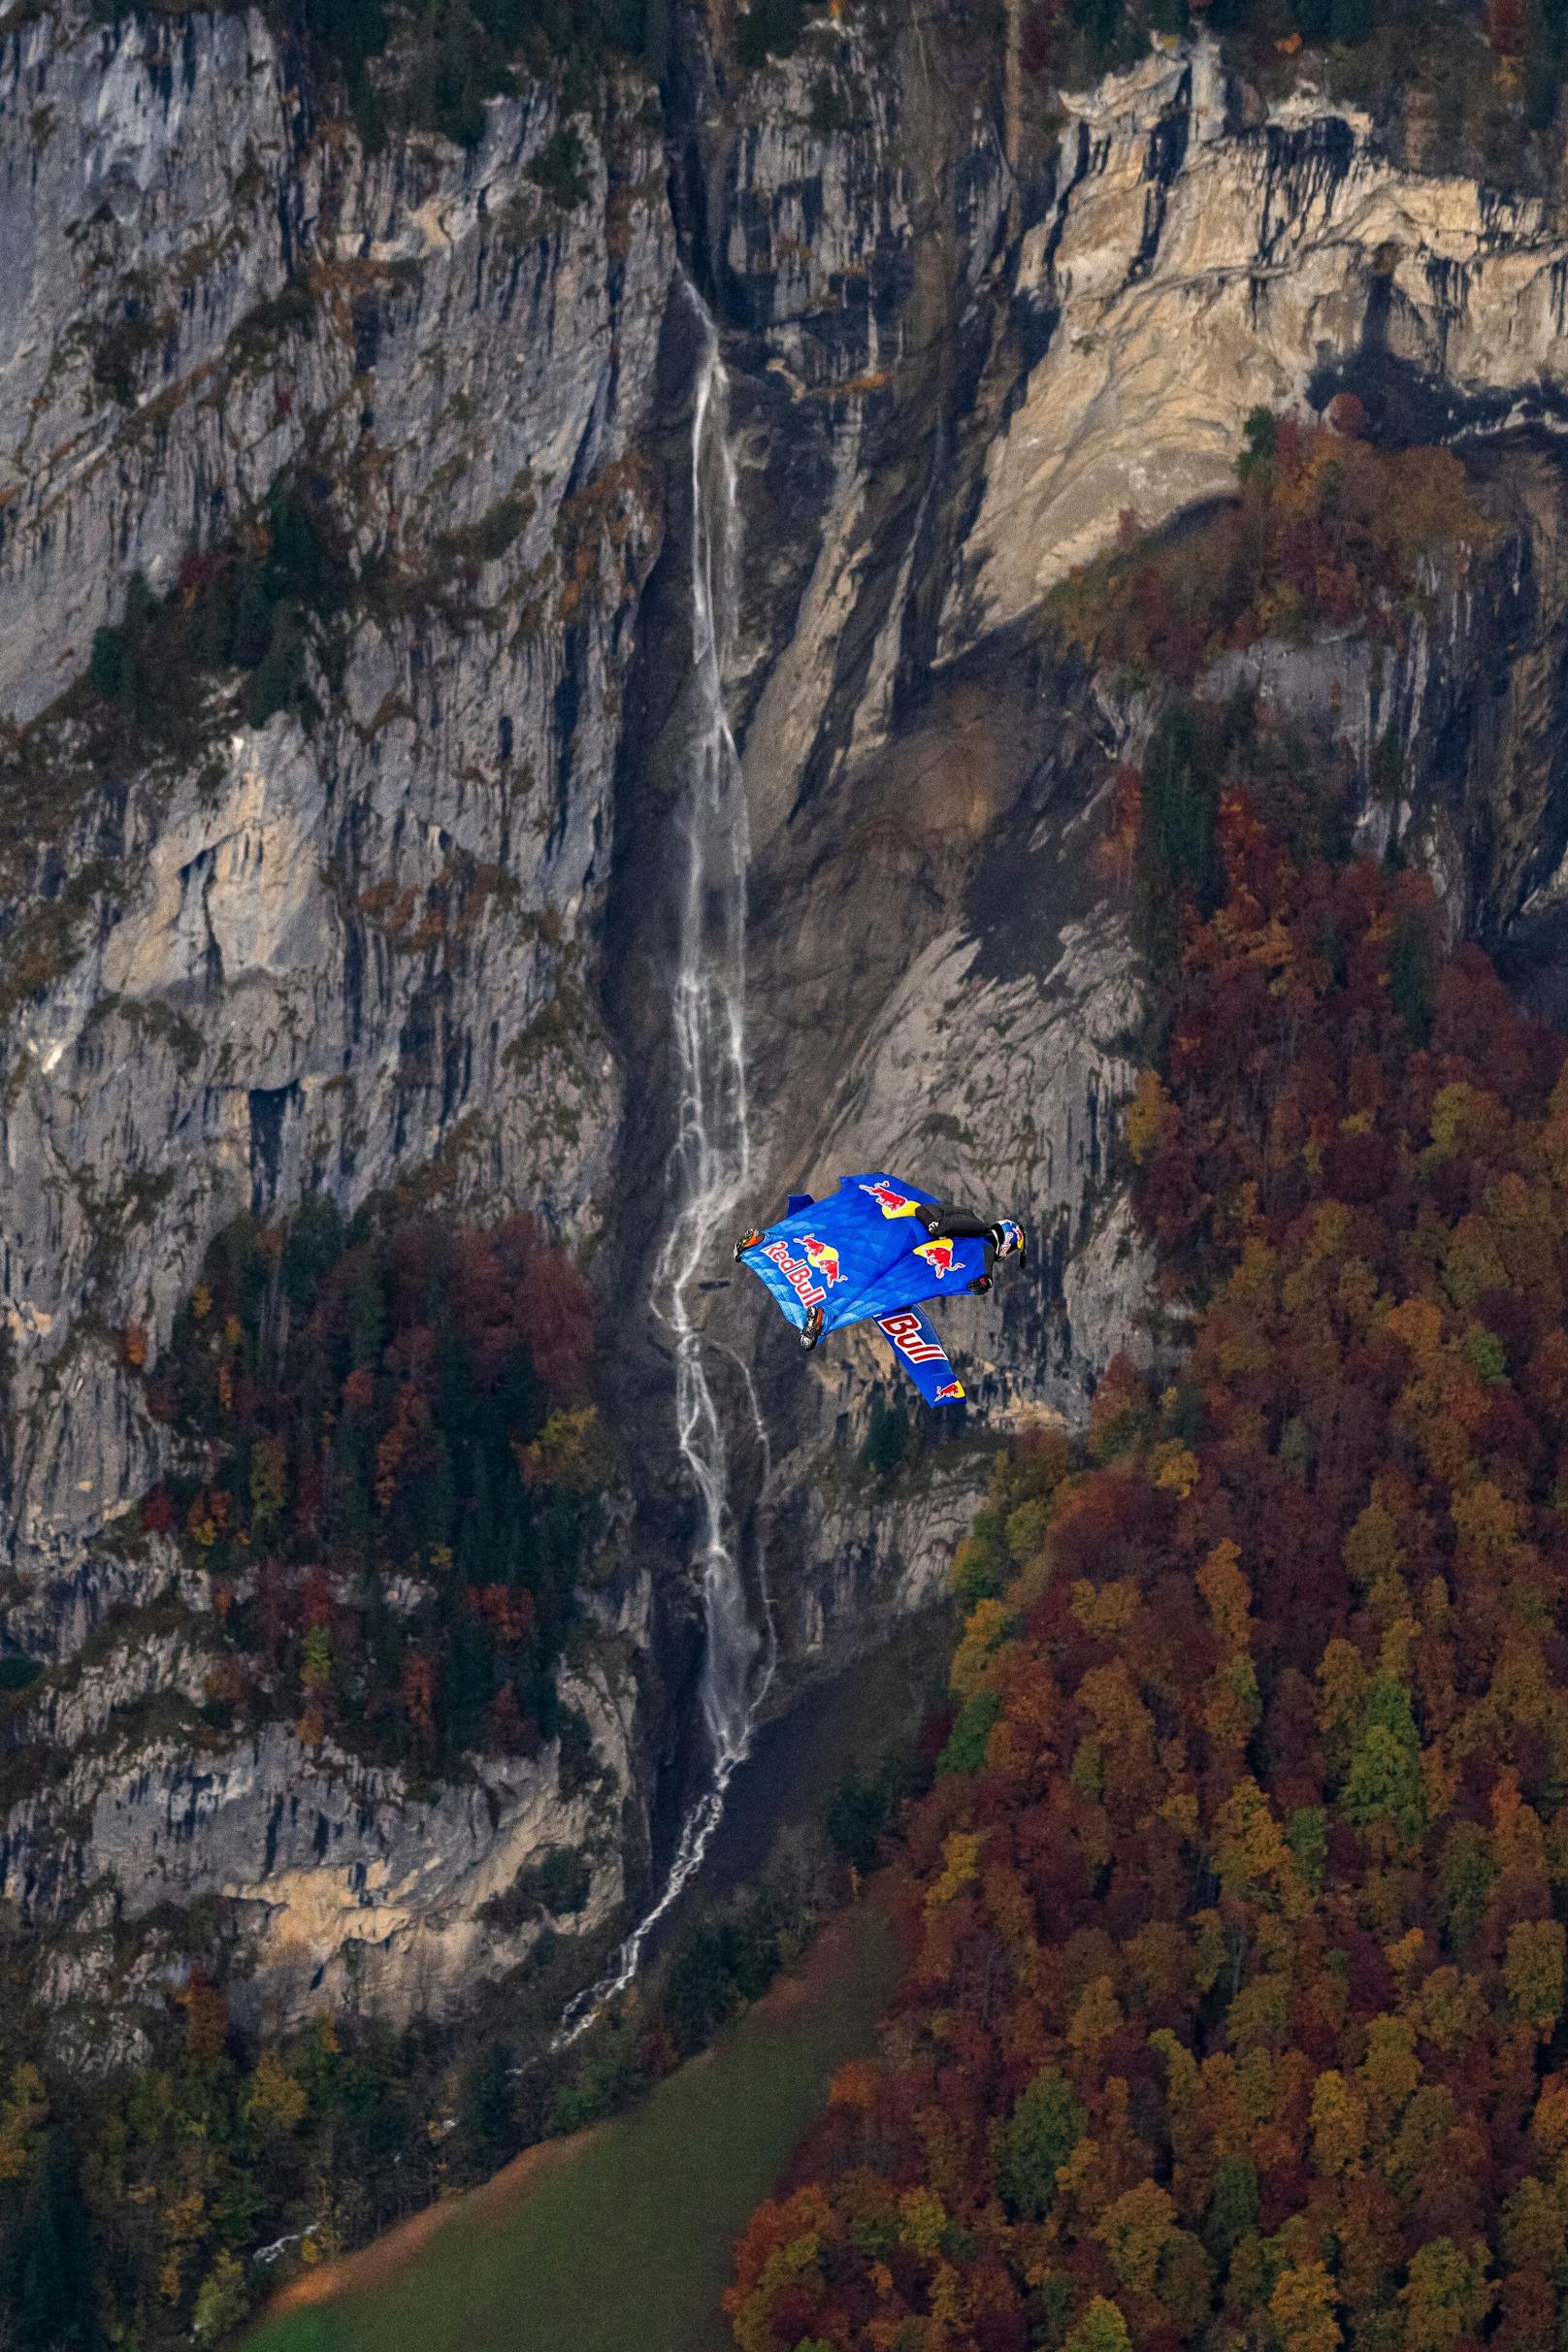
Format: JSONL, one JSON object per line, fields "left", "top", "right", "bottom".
{"left": 245, "top": 1900, "right": 896, "bottom": 2352}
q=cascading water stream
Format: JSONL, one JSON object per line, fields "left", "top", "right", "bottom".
{"left": 557, "top": 292, "right": 772, "bottom": 2046}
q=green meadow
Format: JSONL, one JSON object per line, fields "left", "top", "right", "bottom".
{"left": 246, "top": 1901, "right": 895, "bottom": 2352}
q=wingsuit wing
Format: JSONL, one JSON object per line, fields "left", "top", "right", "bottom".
{"left": 833, "top": 1225, "right": 989, "bottom": 1327}
{"left": 735, "top": 1172, "right": 986, "bottom": 1379}
{"left": 735, "top": 1172, "right": 945, "bottom": 1334}
{"left": 874, "top": 1306, "right": 966, "bottom": 1407}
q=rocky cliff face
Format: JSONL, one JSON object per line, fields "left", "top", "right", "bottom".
{"left": 0, "top": 5, "right": 674, "bottom": 2027}
{"left": 5, "top": 1, "right": 1568, "bottom": 2041}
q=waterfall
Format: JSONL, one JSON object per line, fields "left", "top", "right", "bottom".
{"left": 557, "top": 291, "right": 772, "bottom": 2046}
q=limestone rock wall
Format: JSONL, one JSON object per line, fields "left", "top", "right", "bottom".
{"left": 6, "top": 4, "right": 1568, "bottom": 2033}
{"left": 950, "top": 43, "right": 1568, "bottom": 654}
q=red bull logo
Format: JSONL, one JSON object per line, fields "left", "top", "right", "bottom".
{"left": 799, "top": 1234, "right": 843, "bottom": 1287}
{"left": 933, "top": 1379, "right": 965, "bottom": 1401}
{"left": 764, "top": 1237, "right": 825, "bottom": 1311}
{"left": 860, "top": 1180, "right": 921, "bottom": 1220}
{"left": 876, "top": 1311, "right": 948, "bottom": 1365}
{"left": 913, "top": 1237, "right": 957, "bottom": 1277}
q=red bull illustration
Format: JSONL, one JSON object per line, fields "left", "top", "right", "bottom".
{"left": 933, "top": 1379, "right": 965, "bottom": 1402}
{"left": 799, "top": 1234, "right": 843, "bottom": 1287}
{"left": 859, "top": 1180, "right": 921, "bottom": 1220}
{"left": 912, "top": 1237, "right": 958, "bottom": 1278}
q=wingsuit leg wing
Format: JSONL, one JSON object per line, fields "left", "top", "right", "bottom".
{"left": 874, "top": 1305, "right": 966, "bottom": 1407}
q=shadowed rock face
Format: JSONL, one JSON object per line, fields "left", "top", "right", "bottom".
{"left": 947, "top": 49, "right": 1568, "bottom": 650}
{"left": 5, "top": 5, "right": 1568, "bottom": 2037}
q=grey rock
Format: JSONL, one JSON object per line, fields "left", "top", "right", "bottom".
{"left": 6, "top": 9, "right": 1568, "bottom": 2035}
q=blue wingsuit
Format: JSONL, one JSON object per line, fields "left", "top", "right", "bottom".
{"left": 735, "top": 1172, "right": 1024, "bottom": 1407}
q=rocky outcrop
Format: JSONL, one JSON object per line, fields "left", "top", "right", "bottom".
{"left": 0, "top": 5, "right": 673, "bottom": 2028}
{"left": 0, "top": 5, "right": 674, "bottom": 1597}
{"left": 8, "top": 2, "right": 1568, "bottom": 2036}
{"left": 11, "top": 1652, "right": 637, "bottom": 2030}
{"left": 949, "top": 45, "right": 1568, "bottom": 653}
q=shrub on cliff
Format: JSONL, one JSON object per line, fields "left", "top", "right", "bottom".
{"left": 1051, "top": 408, "right": 1494, "bottom": 689}
{"left": 138, "top": 1201, "right": 609, "bottom": 1779}
{"left": 88, "top": 477, "right": 350, "bottom": 746}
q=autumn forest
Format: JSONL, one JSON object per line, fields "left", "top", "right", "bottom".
{"left": 728, "top": 478, "right": 1568, "bottom": 2344}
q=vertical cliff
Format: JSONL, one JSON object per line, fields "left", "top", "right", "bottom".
{"left": 0, "top": 7, "right": 678, "bottom": 2026}
{"left": 6, "top": 2, "right": 1568, "bottom": 2039}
